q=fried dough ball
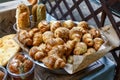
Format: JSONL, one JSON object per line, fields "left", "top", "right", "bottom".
{"left": 54, "top": 58, "right": 66, "bottom": 69}
{"left": 77, "top": 26, "right": 88, "bottom": 34}
{"left": 89, "top": 28, "right": 101, "bottom": 38}
{"left": 93, "top": 38, "right": 104, "bottom": 50}
{"left": 74, "top": 42, "right": 87, "bottom": 55}
{"left": 62, "top": 20, "right": 75, "bottom": 29}
{"left": 48, "top": 45, "right": 66, "bottom": 58}
{"left": 64, "top": 40, "right": 76, "bottom": 56}
{"left": 84, "top": 48, "right": 96, "bottom": 55}
{"left": 54, "top": 27, "right": 69, "bottom": 42}
{"left": 45, "top": 38, "right": 64, "bottom": 51}
{"left": 87, "top": 48, "right": 96, "bottom": 54}
{"left": 34, "top": 51, "right": 47, "bottom": 61}
{"left": 38, "top": 43, "right": 47, "bottom": 52}
{"left": 77, "top": 21, "right": 89, "bottom": 29}
{"left": 69, "top": 27, "right": 83, "bottom": 41}
{"left": 50, "top": 20, "right": 61, "bottom": 32}
{"left": 28, "top": 28, "right": 39, "bottom": 38}
{"left": 42, "top": 56, "right": 56, "bottom": 69}
{"left": 42, "top": 31, "right": 54, "bottom": 43}
{"left": 82, "top": 33, "right": 93, "bottom": 41}
{"left": 42, "top": 56, "right": 66, "bottom": 69}
{"left": 29, "top": 45, "right": 47, "bottom": 61}
{"left": 46, "top": 38, "right": 64, "bottom": 47}
{"left": 84, "top": 38, "right": 94, "bottom": 47}
{"left": 33, "top": 31, "right": 43, "bottom": 46}
{"left": 38, "top": 20, "right": 50, "bottom": 33}
{"left": 18, "top": 30, "right": 33, "bottom": 46}
{"left": 29, "top": 46, "right": 39, "bottom": 58}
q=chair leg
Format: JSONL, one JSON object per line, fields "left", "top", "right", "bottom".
{"left": 114, "top": 51, "right": 120, "bottom": 80}
{"left": 101, "top": 10, "right": 106, "bottom": 27}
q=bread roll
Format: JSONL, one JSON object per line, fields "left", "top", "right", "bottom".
{"left": 42, "top": 31, "right": 54, "bottom": 43}
{"left": 62, "top": 20, "right": 75, "bottom": 29}
{"left": 38, "top": 21, "right": 50, "bottom": 33}
{"left": 54, "top": 27, "right": 69, "bottom": 42}
{"left": 50, "top": 21, "right": 61, "bottom": 32}
{"left": 69, "top": 27, "right": 83, "bottom": 41}
{"left": 74, "top": 42, "right": 87, "bottom": 55}
{"left": 37, "top": 4, "right": 46, "bottom": 23}
{"left": 77, "top": 21, "right": 89, "bottom": 29}
{"left": 16, "top": 3, "right": 30, "bottom": 30}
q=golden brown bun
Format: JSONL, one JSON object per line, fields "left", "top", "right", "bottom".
{"left": 38, "top": 21, "right": 50, "bottom": 33}
{"left": 42, "top": 56, "right": 66, "bottom": 69}
{"left": 54, "top": 27, "right": 69, "bottom": 42}
{"left": 18, "top": 30, "right": 33, "bottom": 46}
{"left": 33, "top": 32, "right": 43, "bottom": 46}
{"left": 62, "top": 20, "right": 75, "bottom": 29}
{"left": 93, "top": 38, "right": 104, "bottom": 50}
{"left": 84, "top": 38, "right": 94, "bottom": 47}
{"left": 45, "top": 38, "right": 64, "bottom": 51}
{"left": 89, "top": 28, "right": 101, "bottom": 38}
{"left": 28, "top": 28, "right": 39, "bottom": 38}
{"left": 74, "top": 42, "right": 87, "bottom": 55}
{"left": 50, "top": 21, "right": 61, "bottom": 32}
{"left": 82, "top": 33, "right": 93, "bottom": 41}
{"left": 0, "top": 34, "right": 20, "bottom": 66}
{"left": 69, "top": 27, "right": 83, "bottom": 41}
{"left": 64, "top": 40, "right": 76, "bottom": 56}
{"left": 77, "top": 21, "right": 89, "bottom": 29}
{"left": 42, "top": 31, "right": 54, "bottom": 43}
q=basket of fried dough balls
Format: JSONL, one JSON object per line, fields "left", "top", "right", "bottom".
{"left": 17, "top": 20, "right": 104, "bottom": 70}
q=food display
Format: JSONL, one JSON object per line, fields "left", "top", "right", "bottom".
{"left": 16, "top": 18, "right": 104, "bottom": 70}
{"left": 10, "top": 3, "right": 111, "bottom": 74}
{"left": 7, "top": 53, "right": 35, "bottom": 80}
{"left": 0, "top": 1, "right": 119, "bottom": 79}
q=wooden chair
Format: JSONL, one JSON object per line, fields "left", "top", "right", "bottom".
{"left": 40, "top": 0, "right": 120, "bottom": 80}
{"left": 100, "top": 0, "right": 120, "bottom": 80}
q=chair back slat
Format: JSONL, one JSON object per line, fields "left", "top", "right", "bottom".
{"left": 41, "top": 0, "right": 103, "bottom": 27}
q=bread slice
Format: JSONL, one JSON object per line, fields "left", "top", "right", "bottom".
{"left": 0, "top": 34, "right": 20, "bottom": 66}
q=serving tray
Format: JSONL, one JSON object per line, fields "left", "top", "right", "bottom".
{"left": 34, "top": 60, "right": 104, "bottom": 80}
